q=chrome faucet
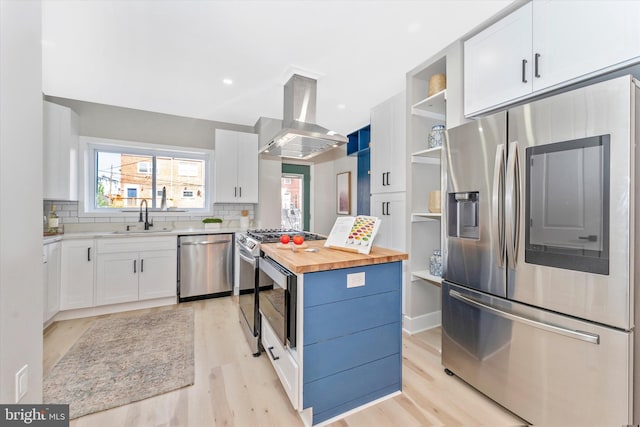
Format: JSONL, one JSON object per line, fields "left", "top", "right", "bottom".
{"left": 139, "top": 199, "right": 153, "bottom": 230}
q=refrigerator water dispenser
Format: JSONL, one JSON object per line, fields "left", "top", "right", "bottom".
{"left": 448, "top": 192, "right": 479, "bottom": 239}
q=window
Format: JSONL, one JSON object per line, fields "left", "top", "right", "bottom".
{"left": 525, "top": 135, "right": 610, "bottom": 275}
{"left": 87, "top": 139, "right": 211, "bottom": 213}
{"left": 137, "top": 162, "right": 152, "bottom": 174}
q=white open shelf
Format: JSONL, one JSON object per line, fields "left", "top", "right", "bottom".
{"left": 411, "top": 212, "right": 441, "bottom": 222}
{"left": 412, "top": 146, "right": 441, "bottom": 164}
{"left": 411, "top": 270, "right": 442, "bottom": 286}
{"left": 411, "top": 90, "right": 446, "bottom": 120}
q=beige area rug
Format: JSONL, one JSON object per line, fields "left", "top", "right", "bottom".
{"left": 44, "top": 307, "right": 195, "bottom": 419}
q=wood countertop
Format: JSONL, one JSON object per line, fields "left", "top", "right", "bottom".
{"left": 260, "top": 239, "right": 408, "bottom": 274}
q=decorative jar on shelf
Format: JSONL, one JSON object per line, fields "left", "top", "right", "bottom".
{"left": 427, "top": 124, "right": 445, "bottom": 149}
{"left": 428, "top": 190, "right": 441, "bottom": 213}
{"left": 429, "top": 250, "right": 442, "bottom": 277}
{"left": 427, "top": 73, "right": 446, "bottom": 97}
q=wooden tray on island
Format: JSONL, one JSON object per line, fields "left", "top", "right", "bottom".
{"left": 276, "top": 242, "right": 309, "bottom": 249}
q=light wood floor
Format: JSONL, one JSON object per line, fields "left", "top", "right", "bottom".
{"left": 44, "top": 297, "right": 525, "bottom": 426}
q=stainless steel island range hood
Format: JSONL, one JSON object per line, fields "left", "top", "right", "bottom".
{"left": 260, "top": 74, "right": 347, "bottom": 160}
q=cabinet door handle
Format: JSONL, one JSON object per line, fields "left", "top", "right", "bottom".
{"left": 87, "top": 247, "right": 91, "bottom": 262}
{"left": 239, "top": 187, "right": 242, "bottom": 198}
{"left": 134, "top": 259, "right": 137, "bottom": 274}
{"left": 534, "top": 53, "right": 541, "bottom": 78}
{"left": 381, "top": 202, "right": 386, "bottom": 215}
{"left": 521, "top": 59, "right": 528, "bottom": 83}
{"left": 267, "top": 346, "right": 279, "bottom": 361}
{"left": 386, "top": 202, "right": 391, "bottom": 216}
{"left": 386, "top": 172, "right": 390, "bottom": 186}
{"left": 234, "top": 187, "right": 237, "bottom": 197}
{"left": 382, "top": 173, "right": 386, "bottom": 186}
{"left": 141, "top": 259, "right": 144, "bottom": 273}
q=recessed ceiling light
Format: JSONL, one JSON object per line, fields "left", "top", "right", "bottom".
{"left": 337, "top": 104, "right": 346, "bottom": 110}
{"left": 222, "top": 78, "right": 233, "bottom": 85}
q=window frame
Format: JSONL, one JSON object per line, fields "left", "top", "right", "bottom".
{"left": 79, "top": 136, "right": 214, "bottom": 217}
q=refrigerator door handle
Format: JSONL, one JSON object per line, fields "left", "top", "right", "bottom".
{"left": 492, "top": 144, "right": 506, "bottom": 267}
{"left": 505, "top": 141, "right": 521, "bottom": 269}
{"left": 449, "top": 289, "right": 600, "bottom": 345}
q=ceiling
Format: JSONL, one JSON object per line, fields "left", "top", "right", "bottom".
{"left": 42, "top": 0, "right": 515, "bottom": 135}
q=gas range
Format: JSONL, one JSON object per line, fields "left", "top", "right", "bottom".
{"left": 247, "top": 228, "right": 325, "bottom": 243}
{"left": 237, "top": 229, "right": 325, "bottom": 257}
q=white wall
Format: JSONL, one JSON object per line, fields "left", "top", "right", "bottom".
{"left": 311, "top": 148, "right": 358, "bottom": 235}
{"left": 45, "top": 95, "right": 252, "bottom": 150}
{"left": 0, "top": 0, "right": 44, "bottom": 403}
{"left": 254, "top": 117, "right": 283, "bottom": 228}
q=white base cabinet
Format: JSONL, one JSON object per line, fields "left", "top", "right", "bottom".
{"left": 371, "top": 192, "right": 406, "bottom": 252}
{"left": 214, "top": 129, "right": 259, "bottom": 203}
{"left": 96, "top": 237, "right": 177, "bottom": 306}
{"left": 43, "top": 241, "right": 61, "bottom": 323}
{"left": 60, "top": 239, "right": 95, "bottom": 310}
{"left": 43, "top": 101, "right": 79, "bottom": 200}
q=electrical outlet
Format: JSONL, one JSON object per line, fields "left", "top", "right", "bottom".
{"left": 15, "top": 364, "right": 28, "bottom": 403}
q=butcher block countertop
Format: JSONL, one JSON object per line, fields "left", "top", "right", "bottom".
{"left": 260, "top": 239, "right": 408, "bottom": 274}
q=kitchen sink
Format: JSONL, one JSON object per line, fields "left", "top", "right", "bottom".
{"left": 111, "top": 227, "right": 173, "bottom": 234}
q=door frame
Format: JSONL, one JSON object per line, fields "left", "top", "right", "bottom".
{"left": 282, "top": 163, "right": 310, "bottom": 231}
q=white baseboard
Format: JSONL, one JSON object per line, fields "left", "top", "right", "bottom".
{"left": 53, "top": 297, "right": 177, "bottom": 322}
{"left": 402, "top": 310, "right": 441, "bottom": 335}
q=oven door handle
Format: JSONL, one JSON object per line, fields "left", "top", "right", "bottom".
{"left": 238, "top": 250, "right": 256, "bottom": 266}
{"left": 260, "top": 256, "right": 290, "bottom": 289}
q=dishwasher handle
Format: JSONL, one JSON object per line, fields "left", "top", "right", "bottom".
{"left": 181, "top": 240, "right": 231, "bottom": 246}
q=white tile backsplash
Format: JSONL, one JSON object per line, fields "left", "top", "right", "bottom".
{"left": 43, "top": 200, "right": 255, "bottom": 231}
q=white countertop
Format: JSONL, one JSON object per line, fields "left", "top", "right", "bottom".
{"left": 43, "top": 227, "right": 242, "bottom": 244}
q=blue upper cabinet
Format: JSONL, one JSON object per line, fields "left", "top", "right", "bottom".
{"left": 346, "top": 125, "right": 370, "bottom": 156}
{"left": 348, "top": 124, "right": 371, "bottom": 215}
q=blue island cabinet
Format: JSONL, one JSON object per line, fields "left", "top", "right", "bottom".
{"left": 302, "top": 261, "right": 402, "bottom": 425}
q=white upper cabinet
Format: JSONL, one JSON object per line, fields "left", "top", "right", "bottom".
{"left": 464, "top": 3, "right": 532, "bottom": 116}
{"left": 43, "top": 101, "right": 79, "bottom": 200}
{"left": 214, "top": 129, "right": 259, "bottom": 203}
{"left": 370, "top": 92, "right": 406, "bottom": 194}
{"left": 532, "top": 0, "right": 640, "bottom": 91}
{"left": 465, "top": 1, "right": 640, "bottom": 116}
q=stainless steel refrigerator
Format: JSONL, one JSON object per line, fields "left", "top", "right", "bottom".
{"left": 442, "top": 75, "right": 639, "bottom": 425}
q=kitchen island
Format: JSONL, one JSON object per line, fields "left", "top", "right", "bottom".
{"left": 260, "top": 240, "right": 408, "bottom": 426}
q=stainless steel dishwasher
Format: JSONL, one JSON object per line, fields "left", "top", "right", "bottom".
{"left": 178, "top": 233, "right": 233, "bottom": 302}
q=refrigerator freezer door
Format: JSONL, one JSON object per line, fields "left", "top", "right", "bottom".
{"left": 442, "top": 281, "right": 632, "bottom": 425}
{"left": 507, "top": 75, "right": 635, "bottom": 330}
{"left": 444, "top": 112, "right": 507, "bottom": 297}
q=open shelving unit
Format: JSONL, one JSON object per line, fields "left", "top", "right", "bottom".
{"left": 411, "top": 270, "right": 442, "bottom": 286}
{"left": 411, "top": 212, "right": 441, "bottom": 222}
{"left": 411, "top": 89, "right": 446, "bottom": 120}
{"left": 402, "top": 41, "right": 466, "bottom": 333}
{"left": 411, "top": 146, "right": 442, "bottom": 164}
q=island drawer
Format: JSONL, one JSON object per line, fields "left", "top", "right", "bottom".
{"left": 261, "top": 314, "right": 299, "bottom": 410}
{"left": 303, "top": 262, "right": 401, "bottom": 308}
